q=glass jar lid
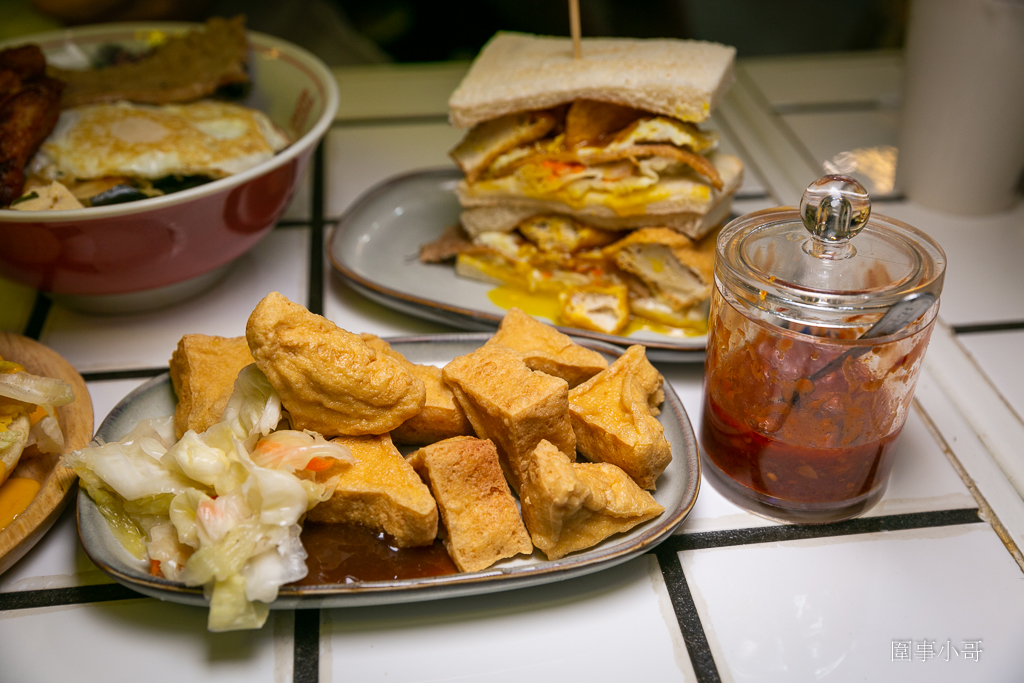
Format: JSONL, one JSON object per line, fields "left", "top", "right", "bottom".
{"left": 716, "top": 175, "right": 946, "bottom": 330}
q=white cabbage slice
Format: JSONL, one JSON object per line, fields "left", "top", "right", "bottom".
{"left": 243, "top": 525, "right": 308, "bottom": 604}
{"left": 0, "top": 371, "right": 74, "bottom": 417}
{"left": 221, "top": 364, "right": 282, "bottom": 446}
{"left": 251, "top": 430, "right": 354, "bottom": 472}
{"left": 28, "top": 415, "right": 64, "bottom": 454}
{"left": 65, "top": 430, "right": 194, "bottom": 501}
{"left": 161, "top": 430, "right": 230, "bottom": 488}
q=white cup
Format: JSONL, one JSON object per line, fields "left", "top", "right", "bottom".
{"left": 896, "top": 0, "right": 1024, "bottom": 215}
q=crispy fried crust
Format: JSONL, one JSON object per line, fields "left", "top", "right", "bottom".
{"left": 520, "top": 439, "right": 663, "bottom": 560}
{"left": 246, "top": 293, "right": 425, "bottom": 437}
{"left": 306, "top": 434, "right": 438, "bottom": 547}
{"left": 0, "top": 45, "right": 46, "bottom": 80}
{"left": 502, "top": 143, "right": 723, "bottom": 190}
{"left": 485, "top": 307, "right": 608, "bottom": 388}
{"left": 0, "top": 44, "right": 63, "bottom": 207}
{"left": 604, "top": 227, "right": 716, "bottom": 311}
{"left": 359, "top": 334, "right": 474, "bottom": 445}
{"left": 50, "top": 16, "right": 249, "bottom": 108}
{"left": 169, "top": 334, "right": 255, "bottom": 439}
{"left": 451, "top": 110, "right": 557, "bottom": 182}
{"left": 442, "top": 343, "right": 575, "bottom": 493}
{"left": 408, "top": 436, "right": 533, "bottom": 571}
{"left": 568, "top": 345, "right": 670, "bottom": 490}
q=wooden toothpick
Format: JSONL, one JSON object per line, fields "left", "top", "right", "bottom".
{"left": 569, "top": 0, "right": 582, "bottom": 59}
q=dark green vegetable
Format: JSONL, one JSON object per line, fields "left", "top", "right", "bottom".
{"left": 10, "top": 192, "right": 39, "bottom": 206}
{"left": 88, "top": 185, "right": 150, "bottom": 206}
{"left": 151, "top": 175, "right": 211, "bottom": 194}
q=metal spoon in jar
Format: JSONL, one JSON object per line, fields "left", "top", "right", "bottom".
{"left": 786, "top": 291, "right": 937, "bottom": 407}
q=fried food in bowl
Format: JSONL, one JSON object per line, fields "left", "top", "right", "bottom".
{"left": 0, "top": 21, "right": 338, "bottom": 304}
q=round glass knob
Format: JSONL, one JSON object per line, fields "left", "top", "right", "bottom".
{"left": 800, "top": 175, "right": 871, "bottom": 259}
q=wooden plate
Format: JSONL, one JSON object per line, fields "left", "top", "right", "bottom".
{"left": 0, "top": 333, "right": 93, "bottom": 575}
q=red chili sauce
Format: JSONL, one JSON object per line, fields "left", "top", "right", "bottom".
{"left": 700, "top": 295, "right": 932, "bottom": 506}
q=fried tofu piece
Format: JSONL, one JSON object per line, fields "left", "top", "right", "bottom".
{"left": 305, "top": 433, "right": 438, "bottom": 547}
{"left": 520, "top": 440, "right": 664, "bottom": 560}
{"left": 408, "top": 436, "right": 533, "bottom": 572}
{"left": 516, "top": 214, "right": 621, "bottom": 254}
{"left": 558, "top": 284, "right": 631, "bottom": 335}
{"left": 486, "top": 307, "right": 608, "bottom": 388}
{"left": 569, "top": 345, "right": 670, "bottom": 490}
{"left": 246, "top": 293, "right": 425, "bottom": 437}
{"left": 604, "top": 227, "right": 715, "bottom": 312}
{"left": 443, "top": 343, "right": 575, "bottom": 493}
{"left": 169, "top": 334, "right": 254, "bottom": 439}
{"left": 359, "top": 334, "right": 473, "bottom": 445}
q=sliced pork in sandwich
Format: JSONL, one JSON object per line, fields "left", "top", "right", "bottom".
{"left": 447, "top": 32, "right": 743, "bottom": 241}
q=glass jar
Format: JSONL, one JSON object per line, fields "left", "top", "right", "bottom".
{"left": 699, "top": 175, "right": 946, "bottom": 523}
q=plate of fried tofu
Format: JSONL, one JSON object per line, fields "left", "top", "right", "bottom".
{"left": 75, "top": 307, "right": 699, "bottom": 611}
{"left": 329, "top": 168, "right": 716, "bottom": 363}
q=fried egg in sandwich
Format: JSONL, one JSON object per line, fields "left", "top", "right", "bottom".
{"left": 33, "top": 100, "right": 290, "bottom": 184}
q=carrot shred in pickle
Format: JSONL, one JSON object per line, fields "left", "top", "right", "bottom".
{"left": 28, "top": 405, "right": 47, "bottom": 426}
{"left": 305, "top": 456, "right": 333, "bottom": 472}
{"left": 149, "top": 559, "right": 161, "bottom": 577}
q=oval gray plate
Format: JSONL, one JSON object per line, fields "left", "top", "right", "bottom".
{"left": 77, "top": 334, "right": 700, "bottom": 609}
{"left": 327, "top": 169, "right": 708, "bottom": 363}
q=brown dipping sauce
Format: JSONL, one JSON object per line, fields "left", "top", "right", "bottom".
{"left": 291, "top": 523, "right": 458, "bottom": 585}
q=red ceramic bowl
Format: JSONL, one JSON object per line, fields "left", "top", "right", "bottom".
{"left": 0, "top": 23, "right": 339, "bottom": 306}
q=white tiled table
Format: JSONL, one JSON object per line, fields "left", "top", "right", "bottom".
{"left": 2, "top": 54, "right": 1023, "bottom": 682}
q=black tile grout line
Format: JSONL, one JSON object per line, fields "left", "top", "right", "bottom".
{"left": 330, "top": 114, "right": 450, "bottom": 129}
{"left": 662, "top": 508, "right": 981, "bottom": 555}
{"left": 81, "top": 367, "right": 167, "bottom": 382}
{"left": 293, "top": 609, "right": 320, "bottom": 683}
{"left": 308, "top": 141, "right": 325, "bottom": 316}
{"left": 21, "top": 292, "right": 51, "bottom": 340}
{"left": 0, "top": 582, "right": 142, "bottom": 611}
{"left": 276, "top": 219, "right": 314, "bottom": 228}
{"left": 773, "top": 100, "right": 889, "bottom": 116}
{"left": 953, "top": 321, "right": 1024, "bottom": 335}
{"left": 654, "top": 545, "right": 722, "bottom": 683}
{"left": 646, "top": 507, "right": 982, "bottom": 681}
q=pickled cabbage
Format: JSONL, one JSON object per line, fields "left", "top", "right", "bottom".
{"left": 0, "top": 370, "right": 74, "bottom": 417}
{"left": 64, "top": 369, "right": 349, "bottom": 632}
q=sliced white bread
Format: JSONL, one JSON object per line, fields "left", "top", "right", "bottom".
{"left": 449, "top": 32, "right": 736, "bottom": 129}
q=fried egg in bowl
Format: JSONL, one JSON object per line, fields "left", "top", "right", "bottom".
{"left": 0, "top": 23, "right": 339, "bottom": 308}
{"left": 36, "top": 101, "right": 290, "bottom": 183}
